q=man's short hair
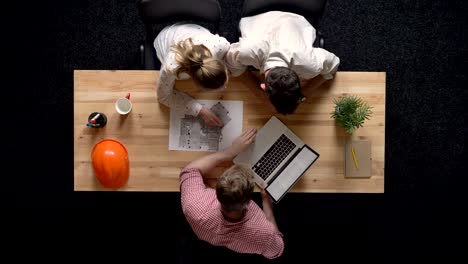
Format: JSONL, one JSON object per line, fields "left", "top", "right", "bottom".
{"left": 265, "top": 67, "right": 304, "bottom": 115}
{"left": 216, "top": 165, "right": 255, "bottom": 212}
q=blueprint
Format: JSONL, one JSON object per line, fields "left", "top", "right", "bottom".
{"left": 169, "top": 100, "right": 243, "bottom": 152}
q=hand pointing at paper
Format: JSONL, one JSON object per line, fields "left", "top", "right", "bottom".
{"left": 198, "top": 106, "right": 223, "bottom": 127}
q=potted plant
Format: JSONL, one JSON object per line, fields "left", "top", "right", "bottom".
{"left": 331, "top": 95, "right": 373, "bottom": 135}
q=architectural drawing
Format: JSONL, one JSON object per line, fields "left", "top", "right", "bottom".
{"left": 179, "top": 114, "right": 223, "bottom": 151}
{"left": 169, "top": 100, "right": 243, "bottom": 152}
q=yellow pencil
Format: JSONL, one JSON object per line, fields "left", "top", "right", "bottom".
{"left": 351, "top": 147, "right": 359, "bottom": 169}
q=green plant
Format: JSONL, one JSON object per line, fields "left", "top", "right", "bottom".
{"left": 331, "top": 95, "right": 373, "bottom": 134}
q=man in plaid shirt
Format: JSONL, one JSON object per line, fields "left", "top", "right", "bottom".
{"left": 180, "top": 128, "right": 284, "bottom": 259}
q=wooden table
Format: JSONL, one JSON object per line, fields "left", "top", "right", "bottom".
{"left": 74, "top": 70, "right": 385, "bottom": 192}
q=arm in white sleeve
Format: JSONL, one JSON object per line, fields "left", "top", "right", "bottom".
{"left": 157, "top": 66, "right": 203, "bottom": 116}
{"left": 224, "top": 42, "right": 248, "bottom": 77}
{"left": 225, "top": 39, "right": 270, "bottom": 77}
{"left": 313, "top": 48, "right": 340, "bottom": 80}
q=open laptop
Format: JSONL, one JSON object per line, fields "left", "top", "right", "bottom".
{"left": 233, "top": 116, "right": 319, "bottom": 203}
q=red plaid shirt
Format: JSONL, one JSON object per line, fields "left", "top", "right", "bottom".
{"left": 180, "top": 168, "right": 284, "bottom": 259}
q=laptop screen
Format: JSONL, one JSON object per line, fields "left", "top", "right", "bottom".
{"left": 266, "top": 146, "right": 319, "bottom": 202}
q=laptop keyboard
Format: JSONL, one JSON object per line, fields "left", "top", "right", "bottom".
{"left": 252, "top": 134, "right": 296, "bottom": 180}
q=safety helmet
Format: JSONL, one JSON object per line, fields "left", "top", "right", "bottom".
{"left": 91, "top": 139, "right": 129, "bottom": 189}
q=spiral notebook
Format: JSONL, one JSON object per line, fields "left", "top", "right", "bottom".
{"left": 345, "top": 140, "right": 372, "bottom": 178}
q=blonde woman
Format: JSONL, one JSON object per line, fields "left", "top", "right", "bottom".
{"left": 154, "top": 23, "right": 230, "bottom": 126}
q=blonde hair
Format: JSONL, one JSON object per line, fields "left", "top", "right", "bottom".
{"left": 171, "top": 38, "right": 227, "bottom": 90}
{"left": 216, "top": 164, "right": 255, "bottom": 212}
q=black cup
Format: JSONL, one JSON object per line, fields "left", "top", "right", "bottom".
{"left": 87, "top": 112, "right": 107, "bottom": 128}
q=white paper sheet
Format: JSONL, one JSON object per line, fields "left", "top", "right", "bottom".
{"left": 169, "top": 100, "right": 243, "bottom": 152}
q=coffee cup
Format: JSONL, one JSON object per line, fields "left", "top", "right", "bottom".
{"left": 115, "top": 93, "right": 132, "bottom": 115}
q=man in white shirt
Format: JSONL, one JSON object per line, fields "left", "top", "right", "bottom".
{"left": 225, "top": 11, "right": 340, "bottom": 114}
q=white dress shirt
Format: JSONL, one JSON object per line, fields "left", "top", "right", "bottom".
{"left": 154, "top": 23, "right": 230, "bottom": 116}
{"left": 225, "top": 11, "right": 340, "bottom": 80}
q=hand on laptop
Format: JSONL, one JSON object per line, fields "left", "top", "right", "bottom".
{"left": 224, "top": 128, "right": 257, "bottom": 158}
{"left": 199, "top": 107, "right": 223, "bottom": 127}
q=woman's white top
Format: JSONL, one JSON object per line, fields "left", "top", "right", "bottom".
{"left": 154, "top": 23, "right": 230, "bottom": 116}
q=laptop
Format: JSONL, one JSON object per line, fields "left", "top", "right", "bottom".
{"left": 233, "top": 116, "right": 319, "bottom": 203}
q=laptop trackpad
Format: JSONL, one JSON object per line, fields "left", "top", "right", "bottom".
{"left": 266, "top": 147, "right": 318, "bottom": 202}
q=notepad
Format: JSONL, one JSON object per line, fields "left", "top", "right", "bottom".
{"left": 345, "top": 140, "right": 372, "bottom": 178}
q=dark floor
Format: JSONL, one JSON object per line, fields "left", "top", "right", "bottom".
{"left": 3, "top": 0, "right": 467, "bottom": 260}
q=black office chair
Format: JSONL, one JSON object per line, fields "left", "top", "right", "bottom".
{"left": 137, "top": 0, "right": 222, "bottom": 70}
{"left": 241, "top": 0, "right": 327, "bottom": 48}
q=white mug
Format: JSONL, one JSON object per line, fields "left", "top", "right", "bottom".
{"left": 115, "top": 93, "right": 132, "bottom": 115}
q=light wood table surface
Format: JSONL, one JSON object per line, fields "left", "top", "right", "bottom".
{"left": 74, "top": 70, "right": 385, "bottom": 192}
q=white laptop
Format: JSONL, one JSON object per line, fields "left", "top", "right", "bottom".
{"left": 233, "top": 116, "right": 319, "bottom": 203}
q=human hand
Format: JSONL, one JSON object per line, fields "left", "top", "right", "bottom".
{"left": 199, "top": 107, "right": 223, "bottom": 127}
{"left": 225, "top": 128, "right": 257, "bottom": 157}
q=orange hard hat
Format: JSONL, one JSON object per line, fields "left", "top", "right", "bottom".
{"left": 91, "top": 139, "right": 129, "bottom": 189}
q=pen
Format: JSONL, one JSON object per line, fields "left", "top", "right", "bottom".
{"left": 351, "top": 147, "right": 359, "bottom": 169}
{"left": 90, "top": 113, "right": 100, "bottom": 124}
{"left": 86, "top": 122, "right": 100, "bottom": 127}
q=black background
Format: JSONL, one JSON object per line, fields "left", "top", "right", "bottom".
{"left": 3, "top": 0, "right": 467, "bottom": 261}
